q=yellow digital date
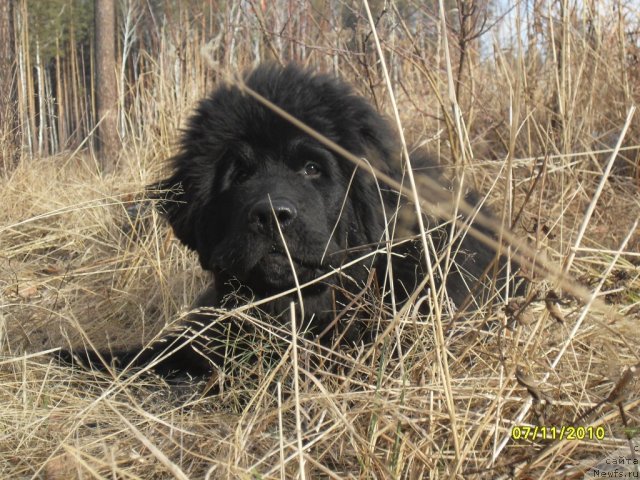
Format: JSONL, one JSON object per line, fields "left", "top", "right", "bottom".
{"left": 511, "top": 425, "right": 606, "bottom": 441}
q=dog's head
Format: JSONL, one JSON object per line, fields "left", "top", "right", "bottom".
{"left": 156, "top": 64, "right": 399, "bottom": 294}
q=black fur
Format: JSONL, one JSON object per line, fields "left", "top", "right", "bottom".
{"left": 60, "top": 64, "right": 513, "bottom": 377}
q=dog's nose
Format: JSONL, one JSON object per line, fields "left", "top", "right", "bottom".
{"left": 248, "top": 198, "right": 297, "bottom": 233}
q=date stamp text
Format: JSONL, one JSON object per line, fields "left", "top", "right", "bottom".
{"left": 511, "top": 425, "right": 606, "bottom": 441}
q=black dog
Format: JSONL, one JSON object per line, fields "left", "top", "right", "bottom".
{"left": 62, "top": 64, "right": 512, "bottom": 377}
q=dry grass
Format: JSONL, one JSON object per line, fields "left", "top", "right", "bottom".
{"left": 2, "top": 1, "right": 640, "bottom": 478}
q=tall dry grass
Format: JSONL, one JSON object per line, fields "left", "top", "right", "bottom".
{"left": 1, "top": 0, "right": 639, "bottom": 478}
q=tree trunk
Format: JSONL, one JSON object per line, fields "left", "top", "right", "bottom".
{"left": 0, "top": 0, "right": 18, "bottom": 171}
{"left": 94, "top": 0, "right": 119, "bottom": 172}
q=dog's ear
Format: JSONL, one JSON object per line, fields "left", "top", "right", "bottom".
{"left": 147, "top": 174, "right": 199, "bottom": 251}
{"left": 348, "top": 170, "right": 387, "bottom": 245}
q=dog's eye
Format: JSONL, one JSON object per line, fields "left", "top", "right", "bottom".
{"left": 233, "top": 167, "right": 251, "bottom": 184}
{"left": 303, "top": 162, "right": 322, "bottom": 177}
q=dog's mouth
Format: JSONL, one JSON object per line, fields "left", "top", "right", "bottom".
{"left": 248, "top": 247, "right": 325, "bottom": 291}
{"left": 262, "top": 250, "right": 323, "bottom": 273}
{"left": 266, "top": 244, "right": 324, "bottom": 267}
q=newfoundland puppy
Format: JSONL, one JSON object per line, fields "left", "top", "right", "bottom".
{"left": 63, "top": 63, "right": 511, "bottom": 377}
